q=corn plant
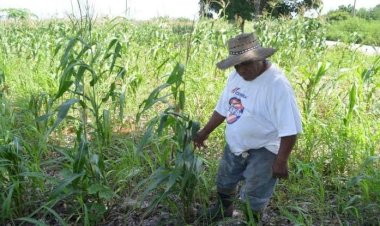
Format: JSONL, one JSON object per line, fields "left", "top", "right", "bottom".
{"left": 343, "top": 82, "right": 358, "bottom": 127}
{"left": 0, "top": 69, "right": 6, "bottom": 117}
{"left": 36, "top": 14, "right": 130, "bottom": 224}
{"left": 340, "top": 57, "right": 380, "bottom": 140}
{"left": 0, "top": 69, "right": 4, "bottom": 99}
{"left": 0, "top": 70, "right": 23, "bottom": 222}
{"left": 253, "top": 18, "right": 327, "bottom": 67}
{"left": 29, "top": 93, "right": 51, "bottom": 134}
{"left": 1, "top": 16, "right": 379, "bottom": 225}
{"left": 299, "top": 62, "right": 329, "bottom": 120}
{"left": 0, "top": 138, "right": 26, "bottom": 222}
{"left": 358, "top": 56, "right": 380, "bottom": 113}
{"left": 136, "top": 63, "right": 206, "bottom": 223}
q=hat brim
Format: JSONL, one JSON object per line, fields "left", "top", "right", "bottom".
{"left": 216, "top": 47, "right": 276, "bottom": 70}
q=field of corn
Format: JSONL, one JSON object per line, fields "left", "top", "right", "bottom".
{"left": 0, "top": 16, "right": 379, "bottom": 226}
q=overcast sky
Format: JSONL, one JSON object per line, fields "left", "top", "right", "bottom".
{"left": 0, "top": 0, "right": 379, "bottom": 20}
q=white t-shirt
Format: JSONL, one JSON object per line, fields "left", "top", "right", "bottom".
{"left": 215, "top": 64, "right": 302, "bottom": 155}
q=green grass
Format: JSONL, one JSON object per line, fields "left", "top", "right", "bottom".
{"left": 0, "top": 16, "right": 379, "bottom": 225}
{"left": 326, "top": 17, "right": 380, "bottom": 45}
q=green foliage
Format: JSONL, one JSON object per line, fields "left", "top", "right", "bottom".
{"left": 326, "top": 10, "right": 351, "bottom": 21}
{"left": 0, "top": 15, "right": 379, "bottom": 225}
{"left": 0, "top": 139, "right": 25, "bottom": 221}
{"left": 266, "top": 0, "right": 322, "bottom": 17}
{"left": 370, "top": 4, "right": 380, "bottom": 20}
{"left": 325, "top": 4, "right": 380, "bottom": 45}
{"left": 326, "top": 17, "right": 380, "bottom": 45}
{"left": 253, "top": 17, "right": 327, "bottom": 67}
{"left": 299, "top": 62, "right": 329, "bottom": 119}
{"left": 201, "top": 0, "right": 322, "bottom": 19}
{"left": 36, "top": 15, "right": 132, "bottom": 224}
{"left": 136, "top": 63, "right": 206, "bottom": 223}
{"left": 50, "top": 25, "right": 129, "bottom": 145}
{"left": 358, "top": 4, "right": 378, "bottom": 20}
{"left": 0, "top": 8, "right": 37, "bottom": 20}
{"left": 216, "top": 0, "right": 254, "bottom": 20}
{"left": 326, "top": 4, "right": 380, "bottom": 21}
{"left": 0, "top": 69, "right": 5, "bottom": 100}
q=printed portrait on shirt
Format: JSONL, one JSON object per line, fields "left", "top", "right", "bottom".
{"left": 227, "top": 97, "right": 244, "bottom": 124}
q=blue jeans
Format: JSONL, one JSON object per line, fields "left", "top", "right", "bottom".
{"left": 216, "top": 144, "right": 278, "bottom": 212}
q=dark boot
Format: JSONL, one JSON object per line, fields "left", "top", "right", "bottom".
{"left": 203, "top": 192, "right": 234, "bottom": 221}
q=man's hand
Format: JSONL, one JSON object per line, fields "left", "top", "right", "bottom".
{"left": 193, "top": 130, "right": 209, "bottom": 149}
{"left": 272, "top": 158, "right": 289, "bottom": 179}
{"left": 192, "top": 111, "right": 225, "bottom": 149}
{"left": 272, "top": 135, "right": 297, "bottom": 179}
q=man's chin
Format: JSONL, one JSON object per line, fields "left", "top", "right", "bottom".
{"left": 241, "top": 76, "right": 254, "bottom": 81}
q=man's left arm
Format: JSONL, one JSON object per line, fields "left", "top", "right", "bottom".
{"left": 272, "top": 135, "right": 297, "bottom": 179}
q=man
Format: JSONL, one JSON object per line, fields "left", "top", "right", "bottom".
{"left": 194, "top": 33, "right": 302, "bottom": 222}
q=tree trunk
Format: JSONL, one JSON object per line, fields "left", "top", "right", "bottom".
{"left": 253, "top": 0, "right": 261, "bottom": 19}
{"left": 125, "top": 0, "right": 128, "bottom": 18}
{"left": 240, "top": 19, "right": 245, "bottom": 33}
{"left": 235, "top": 14, "right": 245, "bottom": 33}
{"left": 199, "top": 0, "right": 205, "bottom": 18}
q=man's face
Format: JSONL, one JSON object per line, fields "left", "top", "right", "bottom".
{"left": 234, "top": 60, "right": 266, "bottom": 81}
{"left": 230, "top": 98, "right": 243, "bottom": 110}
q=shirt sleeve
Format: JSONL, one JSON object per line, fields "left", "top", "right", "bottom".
{"left": 214, "top": 73, "right": 233, "bottom": 117}
{"left": 270, "top": 78, "right": 303, "bottom": 137}
{"left": 215, "top": 85, "right": 229, "bottom": 117}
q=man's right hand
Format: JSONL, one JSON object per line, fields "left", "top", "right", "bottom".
{"left": 192, "top": 111, "right": 226, "bottom": 149}
{"left": 193, "top": 130, "right": 209, "bottom": 149}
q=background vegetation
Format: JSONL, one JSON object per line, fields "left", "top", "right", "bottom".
{"left": 199, "top": 0, "right": 380, "bottom": 46}
{"left": 0, "top": 7, "right": 379, "bottom": 226}
{"left": 325, "top": 4, "right": 380, "bottom": 45}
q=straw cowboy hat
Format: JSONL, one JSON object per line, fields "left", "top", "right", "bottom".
{"left": 216, "top": 33, "right": 276, "bottom": 70}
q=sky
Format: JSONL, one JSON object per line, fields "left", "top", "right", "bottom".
{"left": 0, "top": 0, "right": 379, "bottom": 20}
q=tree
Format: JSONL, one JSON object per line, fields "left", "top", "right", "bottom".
{"left": 253, "top": 0, "right": 261, "bottom": 19}
{"left": 326, "top": 4, "right": 380, "bottom": 21}
{"left": 199, "top": 0, "right": 322, "bottom": 32}
{"left": 369, "top": 4, "right": 380, "bottom": 20}
{"left": 199, "top": 0, "right": 322, "bottom": 19}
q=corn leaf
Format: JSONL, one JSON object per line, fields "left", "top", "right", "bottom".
{"left": 166, "top": 63, "right": 184, "bottom": 85}
{"left": 47, "top": 98, "right": 83, "bottom": 136}
{"left": 51, "top": 172, "right": 84, "bottom": 198}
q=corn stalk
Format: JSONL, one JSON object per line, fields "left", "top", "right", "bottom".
{"left": 135, "top": 63, "right": 206, "bottom": 223}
